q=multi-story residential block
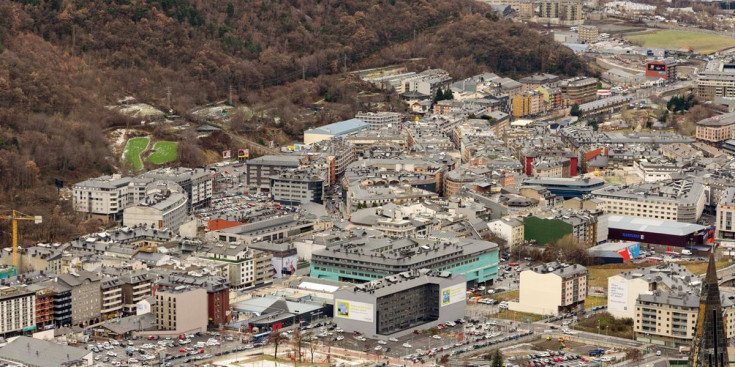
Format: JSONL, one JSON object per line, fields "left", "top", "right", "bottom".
{"left": 0, "top": 286, "right": 35, "bottom": 336}
{"left": 207, "top": 214, "right": 317, "bottom": 244}
{"left": 72, "top": 175, "right": 151, "bottom": 220}
{"left": 512, "top": 91, "right": 545, "bottom": 118}
{"left": 607, "top": 263, "right": 695, "bottom": 319}
{"left": 298, "top": 138, "right": 357, "bottom": 184}
{"left": 27, "top": 284, "right": 54, "bottom": 330}
{"left": 560, "top": 77, "right": 598, "bottom": 105}
{"left": 347, "top": 184, "right": 440, "bottom": 212}
{"left": 40, "top": 281, "right": 72, "bottom": 327}
{"left": 578, "top": 25, "right": 599, "bottom": 43}
{"left": 100, "top": 277, "right": 123, "bottom": 318}
{"left": 519, "top": 73, "right": 560, "bottom": 91}
{"left": 154, "top": 286, "right": 207, "bottom": 333}
{"left": 591, "top": 180, "right": 706, "bottom": 223}
{"left": 696, "top": 60, "right": 735, "bottom": 101}
{"left": 270, "top": 168, "right": 326, "bottom": 205}
{"left": 354, "top": 112, "right": 402, "bottom": 130}
{"left": 142, "top": 167, "right": 214, "bottom": 211}
{"left": 716, "top": 187, "right": 735, "bottom": 240}
{"left": 156, "top": 274, "right": 230, "bottom": 328}
{"left": 577, "top": 95, "right": 633, "bottom": 118}
{"left": 120, "top": 271, "right": 154, "bottom": 316}
{"left": 633, "top": 159, "right": 683, "bottom": 183}
{"left": 201, "top": 243, "right": 272, "bottom": 289}
{"left": 56, "top": 270, "right": 101, "bottom": 326}
{"left": 487, "top": 217, "right": 525, "bottom": 249}
{"left": 509, "top": 261, "right": 587, "bottom": 315}
{"left": 123, "top": 183, "right": 188, "bottom": 231}
{"left": 310, "top": 234, "right": 499, "bottom": 285}
{"left": 333, "top": 269, "right": 466, "bottom": 337}
{"left": 645, "top": 59, "right": 678, "bottom": 80}
{"left": 244, "top": 155, "right": 303, "bottom": 191}
{"left": 537, "top": 0, "right": 583, "bottom": 25}
{"left": 695, "top": 112, "right": 735, "bottom": 145}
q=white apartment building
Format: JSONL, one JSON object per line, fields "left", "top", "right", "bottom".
{"left": 633, "top": 159, "right": 682, "bottom": 183}
{"left": 0, "top": 286, "right": 35, "bottom": 336}
{"left": 509, "top": 262, "right": 587, "bottom": 316}
{"left": 201, "top": 244, "right": 272, "bottom": 289}
{"left": 354, "top": 112, "right": 402, "bottom": 130}
{"left": 716, "top": 187, "right": 735, "bottom": 240}
{"left": 123, "top": 183, "right": 188, "bottom": 231}
{"left": 100, "top": 277, "right": 123, "bottom": 317}
{"left": 142, "top": 167, "right": 214, "bottom": 211}
{"left": 73, "top": 175, "right": 151, "bottom": 220}
{"left": 607, "top": 263, "right": 695, "bottom": 319}
{"left": 591, "top": 180, "right": 706, "bottom": 223}
{"left": 487, "top": 217, "right": 525, "bottom": 249}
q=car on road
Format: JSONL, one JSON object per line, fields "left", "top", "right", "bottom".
{"left": 378, "top": 340, "right": 387, "bottom": 345}
{"left": 388, "top": 337, "right": 398, "bottom": 342}
{"left": 374, "top": 346, "right": 383, "bottom": 351}
{"left": 403, "top": 343, "right": 412, "bottom": 348}
{"left": 432, "top": 335, "right": 442, "bottom": 340}
{"left": 656, "top": 350, "right": 662, "bottom": 356}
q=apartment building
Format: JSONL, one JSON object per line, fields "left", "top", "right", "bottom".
{"left": 578, "top": 25, "right": 599, "bottom": 44}
{"left": 56, "top": 270, "right": 101, "bottom": 326}
{"left": 39, "top": 281, "right": 72, "bottom": 327}
{"left": 157, "top": 274, "right": 231, "bottom": 328}
{"left": 244, "top": 155, "right": 303, "bottom": 191}
{"left": 142, "top": 167, "right": 214, "bottom": 211}
{"left": 509, "top": 261, "right": 587, "bottom": 316}
{"left": 537, "top": 0, "right": 584, "bottom": 25}
{"left": 100, "top": 277, "right": 123, "bottom": 318}
{"left": 591, "top": 180, "right": 706, "bottom": 223}
{"left": 634, "top": 291, "right": 735, "bottom": 347}
{"left": 333, "top": 269, "right": 466, "bottom": 337}
{"left": 310, "top": 234, "right": 499, "bottom": 286}
{"left": 270, "top": 168, "right": 326, "bottom": 205}
{"left": 645, "top": 59, "right": 678, "bottom": 80}
{"left": 120, "top": 271, "right": 154, "bottom": 316}
{"left": 512, "top": 91, "right": 545, "bottom": 118}
{"left": 607, "top": 263, "right": 695, "bottom": 319}
{"left": 0, "top": 286, "right": 35, "bottom": 336}
{"left": 560, "top": 77, "right": 598, "bottom": 105}
{"left": 208, "top": 214, "right": 316, "bottom": 244}
{"left": 355, "top": 112, "right": 402, "bottom": 130}
{"left": 487, "top": 217, "right": 525, "bottom": 249}
{"left": 154, "top": 286, "right": 207, "bottom": 333}
{"left": 716, "top": 187, "right": 735, "bottom": 240}
{"left": 347, "top": 184, "right": 440, "bottom": 212}
{"left": 519, "top": 73, "right": 560, "bottom": 91}
{"left": 695, "top": 112, "right": 735, "bottom": 145}
{"left": 696, "top": 61, "right": 735, "bottom": 101}
{"left": 27, "top": 285, "right": 54, "bottom": 329}
{"left": 202, "top": 243, "right": 272, "bottom": 289}
{"left": 123, "top": 184, "right": 188, "bottom": 231}
{"left": 72, "top": 175, "right": 151, "bottom": 220}
{"left": 633, "top": 159, "right": 683, "bottom": 183}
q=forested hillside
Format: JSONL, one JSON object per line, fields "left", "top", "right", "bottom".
{"left": 0, "top": 0, "right": 587, "bottom": 243}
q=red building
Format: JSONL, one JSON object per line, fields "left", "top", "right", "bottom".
{"left": 645, "top": 60, "right": 677, "bottom": 80}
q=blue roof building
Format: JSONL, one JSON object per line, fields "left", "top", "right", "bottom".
{"left": 304, "top": 118, "right": 369, "bottom": 144}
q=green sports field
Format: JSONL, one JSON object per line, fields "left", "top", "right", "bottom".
{"left": 625, "top": 30, "right": 735, "bottom": 54}
{"left": 122, "top": 137, "right": 150, "bottom": 171}
{"left": 147, "top": 141, "right": 178, "bottom": 165}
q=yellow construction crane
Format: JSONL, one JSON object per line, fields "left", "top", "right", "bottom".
{"left": 0, "top": 210, "right": 42, "bottom": 269}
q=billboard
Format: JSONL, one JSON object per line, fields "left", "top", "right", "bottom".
{"left": 335, "top": 299, "right": 374, "bottom": 322}
{"left": 271, "top": 255, "right": 298, "bottom": 278}
{"left": 608, "top": 279, "right": 628, "bottom": 312}
{"left": 238, "top": 149, "right": 249, "bottom": 158}
{"left": 440, "top": 283, "right": 466, "bottom": 307}
{"left": 222, "top": 150, "right": 231, "bottom": 159}
{"left": 647, "top": 63, "right": 666, "bottom": 72}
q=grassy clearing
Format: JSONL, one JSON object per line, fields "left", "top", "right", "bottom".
{"left": 489, "top": 290, "right": 519, "bottom": 302}
{"left": 147, "top": 141, "right": 178, "bottom": 164}
{"left": 574, "top": 312, "right": 634, "bottom": 339}
{"left": 584, "top": 296, "right": 607, "bottom": 308}
{"left": 495, "top": 309, "right": 546, "bottom": 323}
{"left": 122, "top": 137, "right": 150, "bottom": 171}
{"left": 625, "top": 30, "right": 735, "bottom": 54}
{"left": 587, "top": 263, "right": 657, "bottom": 289}
{"left": 682, "top": 260, "right": 731, "bottom": 275}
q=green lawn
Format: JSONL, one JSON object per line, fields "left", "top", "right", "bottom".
{"left": 122, "top": 137, "right": 150, "bottom": 171}
{"left": 147, "top": 141, "right": 178, "bottom": 165}
{"left": 626, "top": 30, "right": 735, "bottom": 54}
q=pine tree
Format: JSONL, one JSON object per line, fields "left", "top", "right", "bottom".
{"left": 434, "top": 87, "right": 445, "bottom": 102}
{"left": 491, "top": 350, "right": 504, "bottom": 367}
{"left": 227, "top": 2, "right": 235, "bottom": 17}
{"left": 570, "top": 104, "right": 581, "bottom": 117}
{"left": 444, "top": 88, "right": 454, "bottom": 100}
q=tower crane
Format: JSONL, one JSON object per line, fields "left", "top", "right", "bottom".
{"left": 0, "top": 210, "right": 42, "bottom": 269}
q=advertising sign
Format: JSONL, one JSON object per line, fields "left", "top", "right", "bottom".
{"left": 648, "top": 63, "right": 666, "bottom": 72}
{"left": 222, "top": 150, "right": 231, "bottom": 159}
{"left": 238, "top": 149, "right": 249, "bottom": 158}
{"left": 334, "top": 299, "right": 374, "bottom": 322}
{"left": 271, "top": 255, "right": 298, "bottom": 278}
{"left": 608, "top": 279, "right": 628, "bottom": 312}
{"left": 440, "top": 283, "right": 467, "bottom": 307}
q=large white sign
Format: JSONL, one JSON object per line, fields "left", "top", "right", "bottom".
{"left": 334, "top": 299, "right": 374, "bottom": 322}
{"left": 271, "top": 255, "right": 298, "bottom": 278}
{"left": 440, "top": 283, "right": 467, "bottom": 307}
{"left": 608, "top": 279, "right": 628, "bottom": 312}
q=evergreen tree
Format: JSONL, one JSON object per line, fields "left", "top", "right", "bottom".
{"left": 491, "top": 350, "right": 504, "bottom": 367}
{"left": 444, "top": 88, "right": 454, "bottom": 100}
{"left": 570, "top": 104, "right": 581, "bottom": 117}
{"left": 434, "top": 87, "right": 445, "bottom": 103}
{"left": 227, "top": 2, "right": 235, "bottom": 17}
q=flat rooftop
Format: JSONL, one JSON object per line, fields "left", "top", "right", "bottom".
{"left": 606, "top": 214, "right": 705, "bottom": 236}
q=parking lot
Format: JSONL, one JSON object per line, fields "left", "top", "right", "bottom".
{"left": 88, "top": 331, "right": 251, "bottom": 366}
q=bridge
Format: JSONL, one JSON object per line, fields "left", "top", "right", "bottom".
{"left": 717, "top": 263, "right": 735, "bottom": 286}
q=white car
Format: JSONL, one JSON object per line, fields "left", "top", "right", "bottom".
{"left": 378, "top": 340, "right": 387, "bottom": 345}
{"left": 336, "top": 336, "right": 344, "bottom": 341}
{"left": 432, "top": 335, "right": 442, "bottom": 340}
{"left": 106, "top": 351, "right": 117, "bottom": 357}
{"left": 388, "top": 337, "right": 399, "bottom": 342}
{"left": 403, "top": 343, "right": 412, "bottom": 348}
{"left": 374, "top": 346, "right": 383, "bottom": 351}
{"left": 446, "top": 321, "right": 456, "bottom": 327}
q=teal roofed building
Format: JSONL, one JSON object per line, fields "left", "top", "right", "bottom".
{"left": 304, "top": 118, "right": 370, "bottom": 145}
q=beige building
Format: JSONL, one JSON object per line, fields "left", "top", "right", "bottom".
{"left": 487, "top": 218, "right": 525, "bottom": 249}
{"left": 716, "top": 187, "right": 735, "bottom": 240}
{"left": 695, "top": 113, "right": 735, "bottom": 145}
{"left": 578, "top": 25, "right": 599, "bottom": 43}
{"left": 202, "top": 243, "right": 272, "bottom": 289}
{"left": 56, "top": 270, "right": 101, "bottom": 326}
{"left": 509, "top": 262, "right": 587, "bottom": 316}
{"left": 591, "top": 180, "right": 706, "bottom": 223}
{"left": 607, "top": 263, "right": 695, "bottom": 319}
{"left": 100, "top": 277, "right": 123, "bottom": 318}
{"left": 120, "top": 271, "right": 154, "bottom": 316}
{"left": 154, "top": 286, "right": 207, "bottom": 333}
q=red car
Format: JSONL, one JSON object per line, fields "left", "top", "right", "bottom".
{"left": 147, "top": 336, "right": 155, "bottom": 340}
{"left": 199, "top": 349, "right": 205, "bottom": 354}
{"left": 179, "top": 348, "right": 187, "bottom": 353}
